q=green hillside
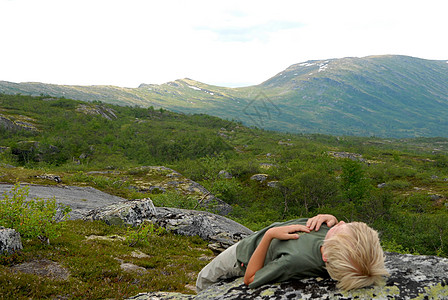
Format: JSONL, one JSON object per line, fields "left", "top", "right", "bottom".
{"left": 1, "top": 93, "right": 448, "bottom": 298}
{"left": 1, "top": 93, "right": 448, "bottom": 250}
{"left": 1, "top": 55, "right": 447, "bottom": 137}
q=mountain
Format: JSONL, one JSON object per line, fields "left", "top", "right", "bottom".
{"left": 256, "top": 55, "right": 448, "bottom": 136}
{"left": 1, "top": 55, "right": 448, "bottom": 137}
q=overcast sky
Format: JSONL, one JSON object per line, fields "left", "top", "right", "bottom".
{"left": 1, "top": 0, "right": 447, "bottom": 88}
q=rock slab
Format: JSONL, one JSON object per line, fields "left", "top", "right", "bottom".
{"left": 127, "top": 252, "right": 448, "bottom": 300}
{"left": 0, "top": 227, "right": 23, "bottom": 255}
{"left": 0, "top": 183, "right": 127, "bottom": 220}
{"left": 84, "top": 198, "right": 253, "bottom": 252}
{"left": 11, "top": 259, "right": 70, "bottom": 280}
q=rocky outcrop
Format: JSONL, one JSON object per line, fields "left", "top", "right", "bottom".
{"left": 250, "top": 174, "right": 269, "bottom": 183}
{"left": 0, "top": 227, "right": 23, "bottom": 255}
{"left": 76, "top": 104, "right": 117, "bottom": 120}
{"left": 127, "top": 252, "right": 448, "bottom": 299}
{"left": 327, "top": 151, "right": 366, "bottom": 162}
{"left": 130, "top": 166, "right": 232, "bottom": 215}
{"left": 0, "top": 113, "right": 38, "bottom": 132}
{"left": 84, "top": 198, "right": 253, "bottom": 252}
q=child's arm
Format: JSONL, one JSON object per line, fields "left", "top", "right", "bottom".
{"left": 243, "top": 224, "right": 310, "bottom": 286}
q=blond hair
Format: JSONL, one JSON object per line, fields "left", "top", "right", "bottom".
{"left": 322, "top": 222, "right": 389, "bottom": 291}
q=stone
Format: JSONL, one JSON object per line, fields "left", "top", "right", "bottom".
{"left": 259, "top": 163, "right": 276, "bottom": 169}
{"left": 84, "top": 199, "right": 253, "bottom": 252}
{"left": 11, "top": 259, "right": 70, "bottom": 280}
{"left": 120, "top": 262, "right": 147, "bottom": 274}
{"left": 115, "top": 258, "right": 147, "bottom": 274}
{"left": 85, "top": 235, "right": 126, "bottom": 242}
{"left": 267, "top": 181, "right": 279, "bottom": 188}
{"left": 126, "top": 252, "right": 448, "bottom": 299}
{"left": 84, "top": 198, "right": 157, "bottom": 227}
{"left": 76, "top": 104, "right": 117, "bottom": 120}
{"left": 218, "top": 132, "right": 230, "bottom": 139}
{"left": 250, "top": 174, "right": 269, "bottom": 183}
{"left": 278, "top": 141, "right": 294, "bottom": 146}
{"left": 327, "top": 151, "right": 367, "bottom": 163}
{"left": 218, "top": 170, "right": 233, "bottom": 179}
{"left": 34, "top": 174, "right": 62, "bottom": 183}
{"left": 430, "top": 194, "right": 443, "bottom": 201}
{"left": 0, "top": 227, "right": 23, "bottom": 255}
{"left": 130, "top": 250, "right": 150, "bottom": 258}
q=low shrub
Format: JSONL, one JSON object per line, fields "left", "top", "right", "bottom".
{"left": 0, "top": 184, "right": 71, "bottom": 244}
{"left": 125, "top": 221, "right": 167, "bottom": 247}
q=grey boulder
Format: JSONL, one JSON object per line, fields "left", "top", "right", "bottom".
{"left": 0, "top": 227, "right": 23, "bottom": 255}
{"left": 84, "top": 198, "right": 253, "bottom": 252}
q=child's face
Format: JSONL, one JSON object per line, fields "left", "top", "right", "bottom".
{"left": 326, "top": 221, "right": 349, "bottom": 239}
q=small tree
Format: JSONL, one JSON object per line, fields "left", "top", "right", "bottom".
{"left": 340, "top": 159, "right": 371, "bottom": 204}
{"left": 0, "top": 184, "right": 71, "bottom": 244}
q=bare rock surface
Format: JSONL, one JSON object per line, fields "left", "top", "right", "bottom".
{"left": 0, "top": 183, "right": 127, "bottom": 220}
{"left": 127, "top": 252, "right": 448, "bottom": 299}
{"left": 11, "top": 259, "right": 70, "bottom": 280}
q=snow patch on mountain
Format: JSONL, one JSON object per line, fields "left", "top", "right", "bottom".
{"left": 188, "top": 85, "right": 201, "bottom": 91}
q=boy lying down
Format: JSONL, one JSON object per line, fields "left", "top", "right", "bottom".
{"left": 196, "top": 214, "right": 388, "bottom": 292}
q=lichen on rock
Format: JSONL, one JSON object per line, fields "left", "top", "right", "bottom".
{"left": 0, "top": 227, "right": 23, "bottom": 255}
{"left": 126, "top": 252, "right": 448, "bottom": 300}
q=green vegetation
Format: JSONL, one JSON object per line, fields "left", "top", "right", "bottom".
{"left": 1, "top": 93, "right": 448, "bottom": 298}
{"left": 0, "top": 184, "right": 71, "bottom": 244}
{"left": 124, "top": 220, "right": 167, "bottom": 247}
{"left": 0, "top": 219, "right": 211, "bottom": 299}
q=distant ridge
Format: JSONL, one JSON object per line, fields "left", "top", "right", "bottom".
{"left": 1, "top": 55, "right": 448, "bottom": 138}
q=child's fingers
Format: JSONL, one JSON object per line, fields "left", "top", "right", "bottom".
{"left": 288, "top": 224, "right": 310, "bottom": 233}
{"left": 306, "top": 217, "right": 322, "bottom": 231}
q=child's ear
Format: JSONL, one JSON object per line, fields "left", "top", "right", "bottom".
{"left": 321, "top": 247, "right": 328, "bottom": 262}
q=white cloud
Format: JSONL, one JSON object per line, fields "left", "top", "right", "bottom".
{"left": 0, "top": 0, "right": 446, "bottom": 88}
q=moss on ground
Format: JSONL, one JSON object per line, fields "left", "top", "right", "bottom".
{"left": 0, "top": 220, "right": 213, "bottom": 299}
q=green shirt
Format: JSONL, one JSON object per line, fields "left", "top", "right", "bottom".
{"left": 236, "top": 218, "right": 329, "bottom": 288}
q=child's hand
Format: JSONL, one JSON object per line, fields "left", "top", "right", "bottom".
{"left": 306, "top": 214, "right": 338, "bottom": 231}
{"left": 266, "top": 225, "right": 310, "bottom": 240}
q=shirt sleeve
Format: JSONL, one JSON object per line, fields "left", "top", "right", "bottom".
{"left": 249, "top": 255, "right": 293, "bottom": 289}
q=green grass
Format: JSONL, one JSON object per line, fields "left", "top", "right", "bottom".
{"left": 0, "top": 220, "right": 212, "bottom": 299}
